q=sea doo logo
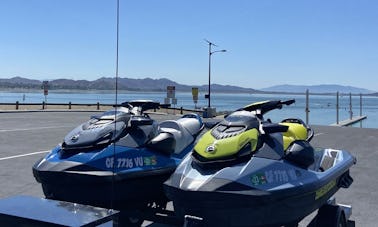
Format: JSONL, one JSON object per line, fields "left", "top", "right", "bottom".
{"left": 70, "top": 134, "right": 80, "bottom": 143}
{"left": 206, "top": 145, "right": 216, "bottom": 153}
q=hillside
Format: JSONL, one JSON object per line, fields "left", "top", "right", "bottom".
{"left": 0, "top": 77, "right": 259, "bottom": 93}
{"left": 1, "top": 77, "right": 375, "bottom": 94}
{"left": 261, "top": 84, "right": 375, "bottom": 94}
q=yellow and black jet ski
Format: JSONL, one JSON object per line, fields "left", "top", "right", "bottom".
{"left": 164, "top": 99, "right": 356, "bottom": 227}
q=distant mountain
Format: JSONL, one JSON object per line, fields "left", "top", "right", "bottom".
{"left": 196, "top": 83, "right": 259, "bottom": 93}
{"left": 0, "top": 76, "right": 41, "bottom": 89}
{"left": 2, "top": 77, "right": 374, "bottom": 94}
{"left": 0, "top": 76, "right": 259, "bottom": 93}
{"left": 261, "top": 84, "right": 375, "bottom": 94}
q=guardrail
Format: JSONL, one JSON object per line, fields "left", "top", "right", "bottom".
{"left": 304, "top": 90, "right": 367, "bottom": 127}
{"left": 0, "top": 102, "right": 204, "bottom": 115}
{"left": 0, "top": 92, "right": 368, "bottom": 125}
{"left": 0, "top": 101, "right": 112, "bottom": 110}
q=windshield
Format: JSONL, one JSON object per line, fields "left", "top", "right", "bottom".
{"left": 221, "top": 111, "right": 259, "bottom": 131}
{"left": 225, "top": 111, "right": 257, "bottom": 123}
{"left": 101, "top": 107, "right": 130, "bottom": 118}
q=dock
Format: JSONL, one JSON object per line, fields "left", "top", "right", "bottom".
{"left": 331, "top": 115, "right": 367, "bottom": 127}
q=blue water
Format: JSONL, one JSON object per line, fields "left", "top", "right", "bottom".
{"left": 1, "top": 91, "right": 377, "bottom": 128}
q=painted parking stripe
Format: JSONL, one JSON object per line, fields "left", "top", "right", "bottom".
{"left": 0, "top": 126, "right": 71, "bottom": 132}
{"left": 0, "top": 150, "right": 50, "bottom": 161}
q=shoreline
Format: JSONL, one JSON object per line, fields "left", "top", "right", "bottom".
{"left": 0, "top": 89, "right": 376, "bottom": 96}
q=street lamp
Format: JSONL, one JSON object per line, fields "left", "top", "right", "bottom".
{"left": 205, "top": 39, "right": 226, "bottom": 108}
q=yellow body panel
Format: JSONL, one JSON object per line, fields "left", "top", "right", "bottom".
{"left": 194, "top": 128, "right": 259, "bottom": 159}
{"left": 280, "top": 122, "right": 308, "bottom": 150}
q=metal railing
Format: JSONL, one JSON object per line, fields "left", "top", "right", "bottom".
{"left": 305, "top": 90, "right": 366, "bottom": 126}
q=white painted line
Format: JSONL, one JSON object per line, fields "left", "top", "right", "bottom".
{"left": 0, "top": 150, "right": 50, "bottom": 161}
{"left": 0, "top": 126, "right": 71, "bottom": 133}
{"left": 314, "top": 132, "right": 325, "bottom": 137}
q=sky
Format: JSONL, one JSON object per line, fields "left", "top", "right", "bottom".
{"left": 0, "top": 0, "right": 377, "bottom": 91}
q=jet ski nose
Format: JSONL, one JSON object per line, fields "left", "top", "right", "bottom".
{"left": 205, "top": 144, "right": 216, "bottom": 153}
{"left": 70, "top": 133, "right": 80, "bottom": 143}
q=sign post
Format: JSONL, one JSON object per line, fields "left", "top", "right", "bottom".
{"left": 166, "top": 86, "right": 177, "bottom": 114}
{"left": 42, "top": 81, "right": 49, "bottom": 103}
{"left": 167, "top": 86, "right": 175, "bottom": 99}
{"left": 192, "top": 87, "right": 199, "bottom": 109}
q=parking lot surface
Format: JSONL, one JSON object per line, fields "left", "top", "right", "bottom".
{"left": 0, "top": 111, "right": 377, "bottom": 226}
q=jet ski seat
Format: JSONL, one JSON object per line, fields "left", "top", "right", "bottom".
{"left": 159, "top": 119, "right": 198, "bottom": 154}
{"left": 284, "top": 140, "right": 315, "bottom": 168}
{"left": 146, "top": 131, "right": 176, "bottom": 155}
{"left": 147, "top": 115, "right": 203, "bottom": 155}
{"left": 160, "top": 117, "right": 203, "bottom": 137}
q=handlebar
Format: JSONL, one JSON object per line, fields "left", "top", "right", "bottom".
{"left": 240, "top": 99, "right": 295, "bottom": 115}
{"left": 280, "top": 99, "right": 295, "bottom": 106}
{"left": 111, "top": 100, "right": 161, "bottom": 114}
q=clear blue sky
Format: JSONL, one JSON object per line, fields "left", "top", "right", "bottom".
{"left": 0, "top": 0, "right": 377, "bottom": 91}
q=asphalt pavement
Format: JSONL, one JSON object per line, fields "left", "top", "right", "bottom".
{"left": 0, "top": 111, "right": 377, "bottom": 226}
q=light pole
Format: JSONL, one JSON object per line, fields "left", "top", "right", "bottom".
{"left": 205, "top": 40, "right": 226, "bottom": 108}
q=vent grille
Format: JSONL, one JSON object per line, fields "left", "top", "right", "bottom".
{"left": 211, "top": 125, "right": 246, "bottom": 139}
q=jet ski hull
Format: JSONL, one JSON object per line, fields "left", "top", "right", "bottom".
{"left": 34, "top": 166, "right": 174, "bottom": 210}
{"left": 32, "top": 143, "right": 187, "bottom": 210}
{"left": 166, "top": 175, "right": 344, "bottom": 226}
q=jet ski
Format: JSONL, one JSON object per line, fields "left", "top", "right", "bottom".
{"left": 33, "top": 100, "right": 204, "bottom": 211}
{"left": 164, "top": 99, "right": 356, "bottom": 227}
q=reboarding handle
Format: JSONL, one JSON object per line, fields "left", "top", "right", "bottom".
{"left": 240, "top": 99, "right": 296, "bottom": 115}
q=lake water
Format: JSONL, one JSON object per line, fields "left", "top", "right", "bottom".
{"left": 1, "top": 91, "right": 377, "bottom": 128}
